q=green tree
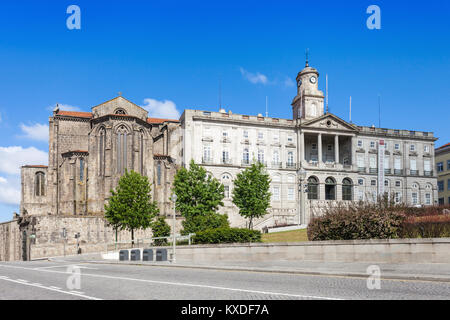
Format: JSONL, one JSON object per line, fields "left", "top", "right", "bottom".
{"left": 172, "top": 160, "right": 229, "bottom": 234}
{"left": 105, "top": 170, "right": 159, "bottom": 244}
{"left": 151, "top": 216, "right": 171, "bottom": 246}
{"left": 232, "top": 162, "right": 271, "bottom": 229}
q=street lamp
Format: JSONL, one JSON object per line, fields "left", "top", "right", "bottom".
{"left": 171, "top": 193, "right": 177, "bottom": 263}
{"left": 298, "top": 169, "right": 307, "bottom": 226}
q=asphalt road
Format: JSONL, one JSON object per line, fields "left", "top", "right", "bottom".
{"left": 0, "top": 259, "right": 449, "bottom": 300}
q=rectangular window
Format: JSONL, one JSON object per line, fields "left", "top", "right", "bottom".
{"left": 410, "top": 144, "right": 415, "bottom": 152}
{"left": 358, "top": 190, "right": 364, "bottom": 201}
{"left": 311, "top": 143, "right": 317, "bottom": 150}
{"left": 357, "top": 155, "right": 365, "bottom": 168}
{"left": 370, "top": 141, "right": 375, "bottom": 149}
{"left": 424, "top": 159, "right": 431, "bottom": 172}
{"left": 424, "top": 145, "right": 430, "bottom": 153}
{"left": 394, "top": 158, "right": 401, "bottom": 170}
{"left": 394, "top": 143, "right": 400, "bottom": 150}
{"left": 395, "top": 181, "right": 401, "bottom": 187}
{"left": 410, "top": 158, "right": 417, "bottom": 171}
{"left": 222, "top": 150, "right": 229, "bottom": 163}
{"left": 369, "top": 155, "right": 377, "bottom": 169}
{"left": 358, "top": 140, "right": 363, "bottom": 148}
{"left": 438, "top": 181, "right": 444, "bottom": 192}
{"left": 273, "top": 186, "right": 280, "bottom": 201}
{"left": 358, "top": 179, "right": 364, "bottom": 186}
{"left": 203, "top": 146, "right": 211, "bottom": 162}
{"left": 395, "top": 192, "right": 402, "bottom": 204}
{"left": 425, "top": 193, "right": 431, "bottom": 205}
{"left": 243, "top": 130, "right": 248, "bottom": 138}
{"left": 448, "top": 160, "right": 450, "bottom": 170}
{"left": 412, "top": 192, "right": 418, "bottom": 205}
{"left": 448, "top": 179, "right": 450, "bottom": 191}
{"left": 287, "top": 151, "right": 294, "bottom": 166}
{"left": 288, "top": 187, "right": 294, "bottom": 201}
{"left": 258, "top": 149, "right": 265, "bottom": 163}
{"left": 224, "top": 186, "right": 230, "bottom": 198}
{"left": 222, "top": 130, "right": 228, "bottom": 138}
{"left": 242, "top": 148, "right": 249, "bottom": 164}
{"left": 258, "top": 132, "right": 264, "bottom": 140}
{"left": 371, "top": 179, "right": 376, "bottom": 186}
{"left": 437, "top": 162, "right": 443, "bottom": 172}
{"left": 273, "top": 133, "right": 279, "bottom": 142}
{"left": 287, "top": 135, "right": 293, "bottom": 142}
{"left": 384, "top": 156, "right": 390, "bottom": 169}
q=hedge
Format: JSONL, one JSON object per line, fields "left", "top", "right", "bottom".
{"left": 308, "top": 201, "right": 450, "bottom": 241}
{"left": 192, "top": 227, "right": 262, "bottom": 244}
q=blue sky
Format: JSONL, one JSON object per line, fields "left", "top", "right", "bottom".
{"left": 0, "top": 0, "right": 449, "bottom": 222}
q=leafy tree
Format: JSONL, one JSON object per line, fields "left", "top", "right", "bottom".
{"left": 151, "top": 216, "right": 171, "bottom": 246}
{"left": 105, "top": 170, "right": 159, "bottom": 244}
{"left": 232, "top": 162, "right": 271, "bottom": 229}
{"left": 172, "top": 160, "right": 228, "bottom": 234}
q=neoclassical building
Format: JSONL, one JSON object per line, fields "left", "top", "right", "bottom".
{"left": 181, "top": 62, "right": 439, "bottom": 228}
{"left": 0, "top": 62, "right": 439, "bottom": 261}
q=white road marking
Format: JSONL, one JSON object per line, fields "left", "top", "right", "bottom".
{"left": 33, "top": 264, "right": 98, "bottom": 270}
{"left": 0, "top": 276, "right": 101, "bottom": 300}
{"left": 70, "top": 290, "right": 85, "bottom": 295}
{"left": 17, "top": 279, "right": 28, "bottom": 282}
{"left": 50, "top": 286, "right": 62, "bottom": 290}
{"left": 32, "top": 283, "right": 42, "bottom": 286}
{"left": 0, "top": 263, "right": 340, "bottom": 300}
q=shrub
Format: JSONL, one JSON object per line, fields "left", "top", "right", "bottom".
{"left": 152, "top": 216, "right": 171, "bottom": 246}
{"left": 307, "top": 201, "right": 405, "bottom": 241}
{"left": 399, "top": 214, "right": 450, "bottom": 238}
{"left": 181, "top": 212, "right": 229, "bottom": 235}
{"left": 193, "top": 227, "right": 262, "bottom": 244}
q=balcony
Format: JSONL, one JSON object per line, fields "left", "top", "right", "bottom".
{"left": 384, "top": 168, "right": 391, "bottom": 174}
{"left": 286, "top": 162, "right": 297, "bottom": 169}
{"left": 221, "top": 158, "right": 232, "bottom": 165}
{"left": 271, "top": 161, "right": 282, "bottom": 169}
{"left": 424, "top": 170, "right": 433, "bottom": 177}
{"left": 394, "top": 169, "right": 403, "bottom": 175}
{"left": 369, "top": 168, "right": 378, "bottom": 174}
{"left": 410, "top": 170, "right": 419, "bottom": 176}
{"left": 202, "top": 157, "right": 213, "bottom": 164}
{"left": 358, "top": 167, "right": 366, "bottom": 173}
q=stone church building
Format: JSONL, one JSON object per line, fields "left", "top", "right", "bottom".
{"left": 0, "top": 62, "right": 439, "bottom": 261}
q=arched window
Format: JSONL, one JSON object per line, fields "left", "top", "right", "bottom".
{"left": 139, "top": 130, "right": 144, "bottom": 175}
{"left": 325, "top": 177, "right": 336, "bottom": 200}
{"left": 156, "top": 161, "right": 162, "bottom": 186}
{"left": 35, "top": 172, "right": 45, "bottom": 196}
{"left": 342, "top": 178, "right": 353, "bottom": 201}
{"left": 221, "top": 173, "right": 232, "bottom": 199}
{"left": 116, "top": 126, "right": 128, "bottom": 174}
{"left": 99, "top": 128, "right": 106, "bottom": 176}
{"left": 115, "top": 109, "right": 126, "bottom": 115}
{"left": 307, "top": 176, "right": 319, "bottom": 200}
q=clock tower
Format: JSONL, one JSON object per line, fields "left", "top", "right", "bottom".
{"left": 291, "top": 58, "right": 325, "bottom": 120}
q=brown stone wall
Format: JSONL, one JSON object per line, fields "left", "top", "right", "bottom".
{"left": 0, "top": 220, "right": 21, "bottom": 261}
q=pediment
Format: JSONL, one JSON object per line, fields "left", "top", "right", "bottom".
{"left": 301, "top": 113, "right": 358, "bottom": 132}
{"left": 91, "top": 96, "right": 148, "bottom": 121}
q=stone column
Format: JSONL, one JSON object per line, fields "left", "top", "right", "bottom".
{"left": 351, "top": 136, "right": 356, "bottom": 169}
{"left": 300, "top": 131, "right": 305, "bottom": 165}
{"left": 318, "top": 133, "right": 322, "bottom": 164}
{"left": 335, "top": 135, "right": 339, "bottom": 164}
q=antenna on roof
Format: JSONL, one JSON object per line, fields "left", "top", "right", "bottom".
{"left": 265, "top": 96, "right": 268, "bottom": 117}
{"left": 349, "top": 96, "right": 352, "bottom": 123}
{"left": 378, "top": 94, "right": 381, "bottom": 128}
{"left": 219, "top": 76, "right": 222, "bottom": 110}
{"left": 326, "top": 74, "right": 329, "bottom": 113}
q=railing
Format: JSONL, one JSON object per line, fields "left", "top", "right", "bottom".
{"left": 358, "top": 167, "right": 366, "bottom": 173}
{"left": 286, "top": 162, "right": 297, "bottom": 169}
{"left": 202, "top": 157, "right": 213, "bottom": 164}
{"left": 424, "top": 171, "right": 433, "bottom": 176}
{"left": 369, "top": 168, "right": 377, "bottom": 174}
{"left": 106, "top": 234, "right": 195, "bottom": 252}
{"left": 394, "top": 169, "right": 403, "bottom": 175}
{"left": 384, "top": 169, "right": 391, "bottom": 174}
{"left": 271, "top": 161, "right": 282, "bottom": 169}
{"left": 410, "top": 170, "right": 419, "bottom": 176}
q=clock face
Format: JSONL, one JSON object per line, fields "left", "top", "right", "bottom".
{"left": 310, "top": 76, "right": 317, "bottom": 84}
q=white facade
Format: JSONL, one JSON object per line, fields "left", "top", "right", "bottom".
{"left": 179, "top": 64, "right": 439, "bottom": 230}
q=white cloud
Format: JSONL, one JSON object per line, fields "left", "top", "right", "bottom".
{"left": 0, "top": 146, "right": 48, "bottom": 175}
{"left": 19, "top": 123, "right": 49, "bottom": 142}
{"left": 141, "top": 98, "right": 181, "bottom": 119}
{"left": 0, "top": 176, "right": 20, "bottom": 205}
{"left": 284, "top": 77, "right": 295, "bottom": 87}
{"left": 240, "top": 67, "right": 269, "bottom": 85}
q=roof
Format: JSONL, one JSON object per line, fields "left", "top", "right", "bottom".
{"left": 22, "top": 165, "right": 48, "bottom": 168}
{"left": 436, "top": 143, "right": 450, "bottom": 151}
{"left": 57, "top": 111, "right": 93, "bottom": 118}
{"left": 147, "top": 118, "right": 180, "bottom": 124}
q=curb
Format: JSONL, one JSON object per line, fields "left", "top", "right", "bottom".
{"left": 80, "top": 259, "right": 450, "bottom": 283}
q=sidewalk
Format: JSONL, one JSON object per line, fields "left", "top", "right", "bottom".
{"left": 72, "top": 256, "right": 450, "bottom": 283}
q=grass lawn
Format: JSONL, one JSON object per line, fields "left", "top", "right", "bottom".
{"left": 261, "top": 228, "right": 309, "bottom": 243}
